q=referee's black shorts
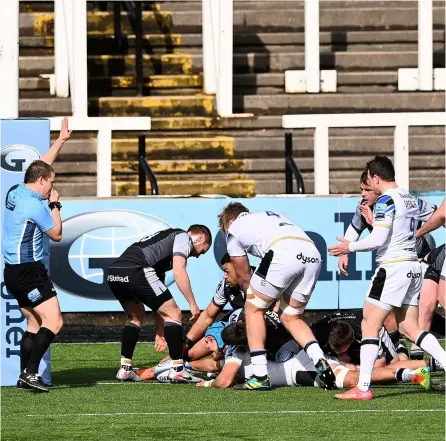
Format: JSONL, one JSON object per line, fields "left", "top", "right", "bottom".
{"left": 107, "top": 266, "right": 173, "bottom": 311}
{"left": 3, "top": 261, "right": 57, "bottom": 308}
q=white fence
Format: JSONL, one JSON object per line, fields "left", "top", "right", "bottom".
{"left": 282, "top": 112, "right": 445, "bottom": 195}
{"left": 49, "top": 117, "right": 151, "bottom": 197}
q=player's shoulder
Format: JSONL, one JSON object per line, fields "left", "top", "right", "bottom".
{"left": 376, "top": 192, "right": 395, "bottom": 206}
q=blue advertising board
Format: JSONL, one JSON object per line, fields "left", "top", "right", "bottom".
{"left": 52, "top": 194, "right": 445, "bottom": 312}
{"left": 1, "top": 119, "right": 51, "bottom": 386}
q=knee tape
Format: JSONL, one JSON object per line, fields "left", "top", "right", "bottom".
{"left": 246, "top": 287, "right": 274, "bottom": 309}
{"left": 331, "top": 363, "right": 351, "bottom": 389}
{"left": 279, "top": 297, "right": 305, "bottom": 315}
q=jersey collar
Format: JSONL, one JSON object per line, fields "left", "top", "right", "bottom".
{"left": 20, "top": 184, "right": 46, "bottom": 201}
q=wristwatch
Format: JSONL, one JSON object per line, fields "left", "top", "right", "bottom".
{"left": 48, "top": 201, "right": 62, "bottom": 211}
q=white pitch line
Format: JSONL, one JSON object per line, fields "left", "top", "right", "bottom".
{"left": 27, "top": 409, "right": 445, "bottom": 418}
{"left": 97, "top": 382, "right": 169, "bottom": 385}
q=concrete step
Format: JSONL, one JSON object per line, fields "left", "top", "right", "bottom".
{"left": 111, "top": 168, "right": 445, "bottom": 197}
{"left": 158, "top": 1, "right": 445, "bottom": 11}
{"left": 19, "top": 76, "right": 50, "bottom": 90}
{"left": 94, "top": 95, "right": 215, "bottom": 117}
{"left": 22, "top": 1, "right": 440, "bottom": 13}
{"left": 108, "top": 134, "right": 444, "bottom": 161}
{"left": 234, "top": 92, "right": 445, "bottom": 114}
{"left": 19, "top": 98, "right": 71, "bottom": 117}
{"left": 20, "top": 30, "right": 446, "bottom": 51}
{"left": 109, "top": 155, "right": 445, "bottom": 176}
{"left": 55, "top": 168, "right": 445, "bottom": 198}
{"left": 84, "top": 35, "right": 445, "bottom": 55}
{"left": 20, "top": 51, "right": 445, "bottom": 78}
{"left": 88, "top": 74, "right": 203, "bottom": 96}
{"left": 112, "top": 136, "right": 235, "bottom": 160}
{"left": 88, "top": 72, "right": 401, "bottom": 96}
{"left": 54, "top": 128, "right": 444, "bottom": 162}
{"left": 20, "top": 8, "right": 446, "bottom": 37}
{"left": 87, "top": 54, "right": 195, "bottom": 76}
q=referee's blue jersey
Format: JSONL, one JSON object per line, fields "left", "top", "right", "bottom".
{"left": 2, "top": 184, "right": 55, "bottom": 264}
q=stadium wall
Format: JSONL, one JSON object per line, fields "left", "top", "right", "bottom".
{"left": 52, "top": 194, "right": 445, "bottom": 312}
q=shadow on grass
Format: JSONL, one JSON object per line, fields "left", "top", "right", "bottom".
{"left": 374, "top": 387, "right": 445, "bottom": 399}
{"left": 52, "top": 367, "right": 119, "bottom": 388}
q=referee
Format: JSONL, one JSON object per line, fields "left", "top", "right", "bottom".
{"left": 2, "top": 118, "right": 71, "bottom": 392}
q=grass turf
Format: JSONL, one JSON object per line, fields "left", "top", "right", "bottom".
{"left": 1, "top": 343, "right": 445, "bottom": 441}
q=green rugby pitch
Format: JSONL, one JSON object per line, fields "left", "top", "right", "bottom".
{"left": 1, "top": 343, "right": 445, "bottom": 441}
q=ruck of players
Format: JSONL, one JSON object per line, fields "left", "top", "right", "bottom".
{"left": 3, "top": 136, "right": 445, "bottom": 399}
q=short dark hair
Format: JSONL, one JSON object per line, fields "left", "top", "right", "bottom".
{"left": 222, "top": 322, "right": 248, "bottom": 346}
{"left": 24, "top": 160, "right": 54, "bottom": 184}
{"left": 366, "top": 156, "right": 395, "bottom": 182}
{"left": 220, "top": 253, "right": 231, "bottom": 266}
{"left": 328, "top": 321, "right": 355, "bottom": 352}
{"left": 360, "top": 170, "right": 369, "bottom": 186}
{"left": 218, "top": 202, "right": 249, "bottom": 231}
{"left": 187, "top": 224, "right": 212, "bottom": 245}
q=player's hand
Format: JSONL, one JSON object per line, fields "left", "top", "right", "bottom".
{"left": 154, "top": 335, "right": 167, "bottom": 352}
{"left": 328, "top": 237, "right": 351, "bottom": 256}
{"left": 189, "top": 302, "right": 200, "bottom": 323}
{"left": 359, "top": 204, "right": 374, "bottom": 225}
{"left": 58, "top": 116, "right": 72, "bottom": 142}
{"left": 338, "top": 254, "right": 349, "bottom": 276}
{"left": 49, "top": 189, "right": 60, "bottom": 203}
{"left": 196, "top": 381, "right": 206, "bottom": 387}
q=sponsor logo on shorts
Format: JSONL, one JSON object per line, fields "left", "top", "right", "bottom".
{"left": 107, "top": 275, "right": 130, "bottom": 283}
{"left": 296, "top": 253, "right": 320, "bottom": 264}
{"left": 407, "top": 271, "right": 421, "bottom": 279}
{"left": 27, "top": 288, "right": 42, "bottom": 303}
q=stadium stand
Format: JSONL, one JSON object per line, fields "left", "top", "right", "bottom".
{"left": 19, "top": 0, "right": 445, "bottom": 196}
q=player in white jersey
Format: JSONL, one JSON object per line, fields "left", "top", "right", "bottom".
{"left": 329, "top": 156, "right": 446, "bottom": 400}
{"left": 218, "top": 203, "right": 336, "bottom": 390}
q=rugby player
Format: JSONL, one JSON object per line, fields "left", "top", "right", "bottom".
{"left": 2, "top": 118, "right": 71, "bottom": 392}
{"left": 416, "top": 198, "right": 446, "bottom": 310}
{"left": 338, "top": 170, "right": 437, "bottom": 357}
{"left": 194, "top": 322, "right": 432, "bottom": 390}
{"left": 182, "top": 253, "right": 247, "bottom": 361}
{"left": 338, "top": 171, "right": 436, "bottom": 280}
{"left": 108, "top": 224, "right": 212, "bottom": 383}
{"left": 219, "top": 203, "right": 336, "bottom": 390}
{"left": 329, "top": 156, "right": 446, "bottom": 400}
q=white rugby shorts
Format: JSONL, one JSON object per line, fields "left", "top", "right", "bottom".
{"left": 250, "top": 238, "right": 321, "bottom": 303}
{"left": 365, "top": 260, "right": 422, "bottom": 310}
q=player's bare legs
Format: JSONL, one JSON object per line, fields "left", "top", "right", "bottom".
{"left": 241, "top": 286, "right": 270, "bottom": 389}
{"left": 395, "top": 305, "right": 446, "bottom": 367}
{"left": 418, "top": 279, "right": 439, "bottom": 332}
{"left": 438, "top": 278, "right": 445, "bottom": 309}
{"left": 280, "top": 294, "right": 336, "bottom": 390}
{"left": 336, "top": 301, "right": 390, "bottom": 400}
{"left": 116, "top": 300, "right": 145, "bottom": 382}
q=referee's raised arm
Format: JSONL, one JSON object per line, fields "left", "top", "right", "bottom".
{"left": 41, "top": 116, "right": 72, "bottom": 166}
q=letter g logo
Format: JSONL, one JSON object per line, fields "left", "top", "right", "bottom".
{"left": 1, "top": 145, "right": 40, "bottom": 173}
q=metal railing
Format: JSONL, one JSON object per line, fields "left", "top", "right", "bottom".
{"left": 138, "top": 135, "right": 159, "bottom": 195}
{"left": 282, "top": 112, "right": 445, "bottom": 195}
{"left": 114, "top": 1, "right": 144, "bottom": 96}
{"left": 285, "top": 133, "right": 306, "bottom": 195}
